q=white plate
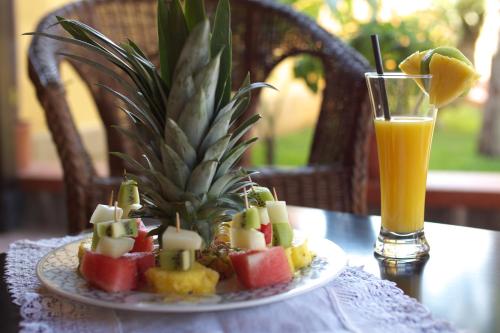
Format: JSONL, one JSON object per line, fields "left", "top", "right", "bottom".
{"left": 37, "top": 235, "right": 347, "bottom": 312}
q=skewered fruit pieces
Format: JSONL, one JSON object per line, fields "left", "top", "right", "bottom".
{"left": 266, "top": 201, "right": 289, "bottom": 224}
{"left": 117, "top": 178, "right": 141, "bottom": 218}
{"left": 94, "top": 219, "right": 139, "bottom": 238}
{"left": 131, "top": 224, "right": 154, "bottom": 253}
{"left": 110, "top": 219, "right": 139, "bottom": 238}
{"left": 231, "top": 227, "right": 267, "bottom": 250}
{"left": 145, "top": 263, "right": 219, "bottom": 295}
{"left": 162, "top": 226, "right": 202, "bottom": 250}
{"left": 232, "top": 207, "right": 260, "bottom": 230}
{"left": 259, "top": 223, "right": 273, "bottom": 246}
{"left": 272, "top": 223, "right": 294, "bottom": 248}
{"left": 290, "top": 240, "right": 313, "bottom": 270}
{"left": 248, "top": 186, "right": 275, "bottom": 206}
{"left": 89, "top": 204, "right": 123, "bottom": 224}
{"left": 159, "top": 249, "right": 195, "bottom": 271}
{"left": 257, "top": 207, "right": 270, "bottom": 225}
{"left": 95, "top": 236, "right": 135, "bottom": 258}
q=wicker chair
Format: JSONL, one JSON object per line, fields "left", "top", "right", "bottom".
{"left": 28, "top": 0, "right": 372, "bottom": 234}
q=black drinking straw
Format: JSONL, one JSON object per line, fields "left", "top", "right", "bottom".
{"left": 370, "top": 34, "right": 391, "bottom": 121}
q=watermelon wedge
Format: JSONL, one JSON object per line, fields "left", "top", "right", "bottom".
{"left": 229, "top": 246, "right": 293, "bottom": 289}
{"left": 131, "top": 222, "right": 154, "bottom": 253}
{"left": 259, "top": 223, "right": 273, "bottom": 245}
{"left": 80, "top": 251, "right": 155, "bottom": 292}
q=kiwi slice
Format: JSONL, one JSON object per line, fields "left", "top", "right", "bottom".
{"left": 95, "top": 221, "right": 114, "bottom": 237}
{"left": 159, "top": 249, "right": 195, "bottom": 271}
{"left": 249, "top": 186, "right": 275, "bottom": 207}
{"left": 118, "top": 179, "right": 140, "bottom": 218}
{"left": 111, "top": 219, "right": 139, "bottom": 238}
{"left": 233, "top": 208, "right": 260, "bottom": 229}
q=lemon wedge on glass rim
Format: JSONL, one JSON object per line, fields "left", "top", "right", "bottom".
{"left": 399, "top": 47, "right": 479, "bottom": 108}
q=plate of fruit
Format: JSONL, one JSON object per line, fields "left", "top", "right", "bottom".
{"left": 37, "top": 180, "right": 347, "bottom": 312}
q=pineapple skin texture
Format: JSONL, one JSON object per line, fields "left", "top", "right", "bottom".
{"left": 145, "top": 262, "right": 219, "bottom": 295}
{"left": 291, "top": 241, "right": 313, "bottom": 270}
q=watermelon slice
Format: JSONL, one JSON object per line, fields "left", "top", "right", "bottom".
{"left": 229, "top": 246, "right": 293, "bottom": 289}
{"left": 131, "top": 222, "right": 154, "bottom": 253}
{"left": 80, "top": 251, "right": 138, "bottom": 292}
{"left": 127, "top": 252, "right": 155, "bottom": 284}
{"left": 259, "top": 223, "right": 273, "bottom": 245}
{"left": 80, "top": 251, "right": 155, "bottom": 292}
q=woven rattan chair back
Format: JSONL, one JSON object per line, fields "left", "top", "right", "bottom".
{"left": 28, "top": 0, "right": 371, "bottom": 233}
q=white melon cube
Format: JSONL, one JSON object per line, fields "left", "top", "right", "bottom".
{"left": 90, "top": 204, "right": 123, "bottom": 224}
{"left": 162, "top": 226, "right": 203, "bottom": 250}
{"left": 266, "top": 201, "right": 289, "bottom": 224}
{"left": 231, "top": 227, "right": 266, "bottom": 250}
{"left": 257, "top": 207, "right": 270, "bottom": 225}
{"left": 96, "top": 236, "right": 134, "bottom": 258}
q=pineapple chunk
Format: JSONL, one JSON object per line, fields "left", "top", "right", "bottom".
{"left": 145, "top": 262, "right": 219, "bottom": 295}
{"left": 285, "top": 247, "right": 295, "bottom": 273}
{"left": 291, "top": 240, "right": 313, "bottom": 270}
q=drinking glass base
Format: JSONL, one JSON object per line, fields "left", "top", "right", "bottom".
{"left": 374, "top": 228, "right": 430, "bottom": 260}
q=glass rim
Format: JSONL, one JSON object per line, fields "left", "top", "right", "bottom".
{"left": 365, "top": 72, "right": 432, "bottom": 79}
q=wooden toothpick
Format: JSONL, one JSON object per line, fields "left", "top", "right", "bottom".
{"left": 243, "top": 187, "right": 249, "bottom": 209}
{"left": 114, "top": 201, "right": 119, "bottom": 222}
{"left": 273, "top": 187, "right": 278, "bottom": 201}
{"left": 176, "top": 212, "right": 180, "bottom": 233}
{"left": 108, "top": 190, "right": 114, "bottom": 206}
{"left": 248, "top": 175, "right": 255, "bottom": 190}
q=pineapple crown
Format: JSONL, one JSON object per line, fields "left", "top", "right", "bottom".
{"left": 27, "top": 0, "right": 275, "bottom": 245}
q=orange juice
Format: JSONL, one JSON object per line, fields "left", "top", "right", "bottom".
{"left": 375, "top": 116, "right": 435, "bottom": 234}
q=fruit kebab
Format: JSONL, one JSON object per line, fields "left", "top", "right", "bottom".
{"left": 78, "top": 179, "right": 155, "bottom": 292}
{"left": 229, "top": 187, "right": 314, "bottom": 289}
{"left": 145, "top": 213, "right": 220, "bottom": 295}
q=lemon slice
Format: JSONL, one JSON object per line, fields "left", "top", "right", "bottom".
{"left": 399, "top": 49, "right": 478, "bottom": 108}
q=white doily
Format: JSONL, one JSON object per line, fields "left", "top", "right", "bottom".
{"left": 6, "top": 236, "right": 458, "bottom": 333}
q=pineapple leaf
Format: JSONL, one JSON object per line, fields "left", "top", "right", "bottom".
{"left": 177, "top": 90, "right": 210, "bottom": 149}
{"left": 202, "top": 134, "right": 231, "bottom": 162}
{"left": 96, "top": 84, "right": 162, "bottom": 136}
{"left": 208, "top": 168, "right": 248, "bottom": 198}
{"left": 165, "top": 75, "right": 195, "bottom": 123}
{"left": 187, "top": 160, "right": 218, "bottom": 195}
{"left": 24, "top": 32, "right": 132, "bottom": 73}
{"left": 216, "top": 137, "right": 258, "bottom": 178}
{"left": 55, "top": 18, "right": 129, "bottom": 59}
{"left": 198, "top": 104, "right": 233, "bottom": 154}
{"left": 165, "top": 118, "right": 197, "bottom": 169}
{"left": 185, "top": 0, "right": 206, "bottom": 31}
{"left": 160, "top": 144, "right": 190, "bottom": 189}
{"left": 211, "top": 0, "right": 232, "bottom": 108}
{"left": 194, "top": 51, "right": 222, "bottom": 121}
{"left": 228, "top": 113, "right": 261, "bottom": 150}
{"left": 158, "top": 0, "right": 188, "bottom": 87}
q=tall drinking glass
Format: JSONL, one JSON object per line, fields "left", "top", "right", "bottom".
{"left": 365, "top": 73, "right": 436, "bottom": 259}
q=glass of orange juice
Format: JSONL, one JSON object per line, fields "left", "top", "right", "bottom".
{"left": 365, "top": 73, "right": 436, "bottom": 259}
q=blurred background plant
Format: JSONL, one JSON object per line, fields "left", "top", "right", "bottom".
{"left": 252, "top": 0, "right": 492, "bottom": 168}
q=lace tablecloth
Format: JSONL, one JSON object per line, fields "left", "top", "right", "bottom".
{"left": 5, "top": 236, "right": 458, "bottom": 333}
